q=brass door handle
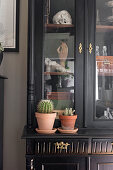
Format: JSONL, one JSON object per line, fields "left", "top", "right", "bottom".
{"left": 79, "top": 43, "right": 83, "bottom": 54}
{"left": 89, "top": 43, "right": 93, "bottom": 54}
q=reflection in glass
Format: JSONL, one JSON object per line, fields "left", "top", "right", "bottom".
{"left": 96, "top": 9, "right": 100, "bottom": 25}
{"left": 96, "top": 0, "right": 113, "bottom": 120}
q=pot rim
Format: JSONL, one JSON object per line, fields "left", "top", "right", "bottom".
{"left": 59, "top": 114, "right": 77, "bottom": 120}
{"left": 35, "top": 112, "right": 56, "bottom": 118}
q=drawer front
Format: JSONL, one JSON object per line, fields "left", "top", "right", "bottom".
{"left": 35, "top": 139, "right": 88, "bottom": 155}
{"left": 35, "top": 157, "right": 86, "bottom": 170}
{"left": 92, "top": 139, "right": 113, "bottom": 154}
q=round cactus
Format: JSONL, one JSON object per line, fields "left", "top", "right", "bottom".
{"left": 37, "top": 100, "right": 54, "bottom": 113}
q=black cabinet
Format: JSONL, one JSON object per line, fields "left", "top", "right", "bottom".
{"left": 26, "top": 154, "right": 113, "bottom": 170}
{"left": 23, "top": 128, "right": 113, "bottom": 170}
{"left": 0, "top": 76, "right": 6, "bottom": 170}
{"left": 22, "top": 0, "right": 113, "bottom": 169}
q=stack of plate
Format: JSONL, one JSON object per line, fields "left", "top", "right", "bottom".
{"left": 106, "top": 1, "right": 113, "bottom": 7}
{"left": 106, "top": 1, "right": 113, "bottom": 22}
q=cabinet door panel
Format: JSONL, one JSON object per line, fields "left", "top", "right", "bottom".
{"left": 35, "top": 156, "right": 86, "bottom": 170}
{"left": 90, "top": 156, "right": 113, "bottom": 170}
{"left": 31, "top": 0, "right": 85, "bottom": 128}
{"left": 86, "top": 0, "right": 113, "bottom": 128}
{"left": 98, "top": 163, "right": 113, "bottom": 170}
{"left": 42, "top": 163, "right": 78, "bottom": 170}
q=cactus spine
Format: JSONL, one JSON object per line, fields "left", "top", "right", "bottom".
{"left": 37, "top": 100, "right": 54, "bottom": 113}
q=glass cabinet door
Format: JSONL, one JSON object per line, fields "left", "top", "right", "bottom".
{"left": 43, "top": 0, "right": 75, "bottom": 117}
{"left": 34, "top": 0, "right": 84, "bottom": 127}
{"left": 86, "top": 0, "right": 113, "bottom": 127}
{"left": 96, "top": 0, "right": 113, "bottom": 120}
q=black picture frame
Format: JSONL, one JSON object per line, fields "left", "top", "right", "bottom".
{"left": 0, "top": 0, "right": 20, "bottom": 52}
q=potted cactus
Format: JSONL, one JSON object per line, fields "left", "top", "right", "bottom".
{"left": 0, "top": 43, "right": 4, "bottom": 65}
{"left": 35, "top": 100, "right": 56, "bottom": 130}
{"left": 59, "top": 108, "right": 77, "bottom": 130}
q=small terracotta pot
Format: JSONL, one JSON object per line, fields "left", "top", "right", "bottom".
{"left": 59, "top": 115, "right": 77, "bottom": 130}
{"left": 35, "top": 112, "right": 56, "bottom": 130}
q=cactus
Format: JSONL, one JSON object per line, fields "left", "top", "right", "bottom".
{"left": 37, "top": 100, "right": 54, "bottom": 113}
{"left": 63, "top": 108, "right": 75, "bottom": 116}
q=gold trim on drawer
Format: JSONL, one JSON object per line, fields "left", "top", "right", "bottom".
{"left": 54, "top": 142, "right": 70, "bottom": 153}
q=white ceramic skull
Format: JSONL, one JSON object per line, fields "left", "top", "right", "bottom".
{"left": 53, "top": 10, "right": 72, "bottom": 24}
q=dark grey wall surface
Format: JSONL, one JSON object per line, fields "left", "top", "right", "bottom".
{"left": 0, "top": 0, "right": 28, "bottom": 169}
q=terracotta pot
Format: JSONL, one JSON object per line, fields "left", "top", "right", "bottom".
{"left": 59, "top": 115, "right": 77, "bottom": 130}
{"left": 35, "top": 112, "right": 56, "bottom": 130}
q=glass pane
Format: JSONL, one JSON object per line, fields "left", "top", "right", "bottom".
{"left": 43, "top": 0, "right": 75, "bottom": 117}
{"left": 96, "top": 0, "right": 113, "bottom": 119}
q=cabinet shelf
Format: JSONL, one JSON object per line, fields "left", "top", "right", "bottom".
{"left": 49, "top": 58, "right": 74, "bottom": 61}
{"left": 98, "top": 72, "right": 113, "bottom": 76}
{"left": 96, "top": 56, "right": 113, "bottom": 76}
{"left": 45, "top": 24, "right": 74, "bottom": 33}
{"left": 44, "top": 72, "right": 74, "bottom": 75}
{"left": 96, "top": 25, "right": 113, "bottom": 32}
{"left": 46, "top": 24, "right": 74, "bottom": 28}
{"left": 47, "top": 92, "right": 72, "bottom": 100}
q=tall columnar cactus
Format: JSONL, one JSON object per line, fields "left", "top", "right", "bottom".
{"left": 37, "top": 100, "right": 54, "bottom": 113}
